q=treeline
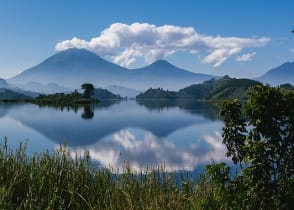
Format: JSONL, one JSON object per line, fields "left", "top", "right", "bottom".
{"left": 136, "top": 76, "right": 294, "bottom": 101}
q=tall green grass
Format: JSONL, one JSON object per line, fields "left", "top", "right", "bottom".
{"left": 0, "top": 139, "right": 229, "bottom": 210}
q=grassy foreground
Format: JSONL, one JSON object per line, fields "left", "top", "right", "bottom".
{"left": 0, "top": 140, "right": 226, "bottom": 210}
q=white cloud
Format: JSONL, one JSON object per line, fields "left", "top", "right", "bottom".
{"left": 236, "top": 52, "right": 256, "bottom": 62}
{"left": 290, "top": 49, "right": 294, "bottom": 53}
{"left": 55, "top": 22, "right": 270, "bottom": 67}
{"left": 65, "top": 129, "right": 228, "bottom": 173}
{"left": 203, "top": 48, "right": 241, "bottom": 67}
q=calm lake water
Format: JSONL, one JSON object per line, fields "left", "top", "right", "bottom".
{"left": 0, "top": 100, "right": 230, "bottom": 173}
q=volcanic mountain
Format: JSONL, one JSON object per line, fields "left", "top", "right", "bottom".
{"left": 9, "top": 48, "right": 218, "bottom": 91}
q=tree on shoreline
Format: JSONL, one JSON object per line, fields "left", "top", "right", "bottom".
{"left": 217, "top": 85, "right": 294, "bottom": 209}
{"left": 81, "top": 83, "right": 94, "bottom": 99}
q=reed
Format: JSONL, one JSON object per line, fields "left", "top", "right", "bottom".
{"left": 0, "top": 139, "right": 228, "bottom": 210}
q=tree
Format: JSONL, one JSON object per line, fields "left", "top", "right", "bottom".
{"left": 81, "top": 83, "right": 94, "bottom": 99}
{"left": 220, "top": 85, "right": 294, "bottom": 209}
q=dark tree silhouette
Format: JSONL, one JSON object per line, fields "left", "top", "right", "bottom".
{"left": 81, "top": 83, "right": 94, "bottom": 99}
{"left": 219, "top": 85, "right": 294, "bottom": 209}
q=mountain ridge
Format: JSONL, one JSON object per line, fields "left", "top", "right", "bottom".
{"left": 8, "top": 48, "right": 218, "bottom": 91}
{"left": 8, "top": 48, "right": 294, "bottom": 93}
{"left": 9, "top": 49, "right": 127, "bottom": 88}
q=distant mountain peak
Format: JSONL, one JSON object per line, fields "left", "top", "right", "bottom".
{"left": 48, "top": 48, "right": 101, "bottom": 61}
{"left": 152, "top": 59, "right": 170, "bottom": 64}
{"left": 57, "top": 48, "right": 96, "bottom": 55}
{"left": 256, "top": 61, "right": 294, "bottom": 85}
{"left": 24, "top": 47, "right": 124, "bottom": 74}
{"left": 149, "top": 60, "right": 177, "bottom": 68}
{"left": 66, "top": 48, "right": 88, "bottom": 52}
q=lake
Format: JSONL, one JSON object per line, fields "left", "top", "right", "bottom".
{"left": 0, "top": 100, "right": 230, "bottom": 173}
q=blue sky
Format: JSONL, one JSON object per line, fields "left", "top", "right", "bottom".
{"left": 0, "top": 0, "right": 294, "bottom": 79}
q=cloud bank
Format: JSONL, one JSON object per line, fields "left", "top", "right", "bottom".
{"left": 56, "top": 22, "right": 270, "bottom": 67}
{"left": 236, "top": 52, "right": 256, "bottom": 62}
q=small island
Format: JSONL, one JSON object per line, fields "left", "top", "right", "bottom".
{"left": 0, "top": 83, "right": 124, "bottom": 107}
{"left": 34, "top": 83, "right": 99, "bottom": 106}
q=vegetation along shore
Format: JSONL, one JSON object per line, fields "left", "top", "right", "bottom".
{"left": 0, "top": 85, "right": 293, "bottom": 209}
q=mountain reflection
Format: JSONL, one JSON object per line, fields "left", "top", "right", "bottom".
{"left": 0, "top": 101, "right": 227, "bottom": 172}
{"left": 2, "top": 100, "right": 221, "bottom": 147}
{"left": 67, "top": 129, "right": 228, "bottom": 172}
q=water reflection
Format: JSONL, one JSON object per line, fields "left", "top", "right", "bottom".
{"left": 0, "top": 100, "right": 227, "bottom": 172}
{"left": 81, "top": 104, "right": 94, "bottom": 119}
{"left": 136, "top": 100, "right": 219, "bottom": 120}
{"left": 3, "top": 101, "right": 220, "bottom": 146}
{"left": 68, "top": 129, "right": 228, "bottom": 172}
{"left": 35, "top": 100, "right": 121, "bottom": 116}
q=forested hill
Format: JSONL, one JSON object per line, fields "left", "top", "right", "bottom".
{"left": 136, "top": 76, "right": 262, "bottom": 100}
{"left": 92, "top": 88, "right": 122, "bottom": 100}
{"left": 203, "top": 77, "right": 261, "bottom": 100}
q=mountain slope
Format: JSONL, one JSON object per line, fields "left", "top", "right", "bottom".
{"left": 0, "top": 78, "right": 39, "bottom": 97}
{"left": 256, "top": 62, "right": 294, "bottom": 85}
{"left": 16, "top": 82, "right": 72, "bottom": 94}
{"left": 9, "top": 48, "right": 127, "bottom": 88}
{"left": 129, "top": 60, "right": 218, "bottom": 90}
{"left": 0, "top": 88, "right": 31, "bottom": 100}
{"left": 9, "top": 48, "right": 218, "bottom": 91}
{"left": 106, "top": 85, "right": 141, "bottom": 98}
{"left": 92, "top": 88, "right": 122, "bottom": 100}
{"left": 204, "top": 77, "right": 261, "bottom": 100}
{"left": 0, "top": 78, "right": 9, "bottom": 88}
{"left": 133, "top": 60, "right": 210, "bottom": 78}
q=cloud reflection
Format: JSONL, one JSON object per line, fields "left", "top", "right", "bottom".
{"left": 66, "top": 129, "right": 228, "bottom": 172}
